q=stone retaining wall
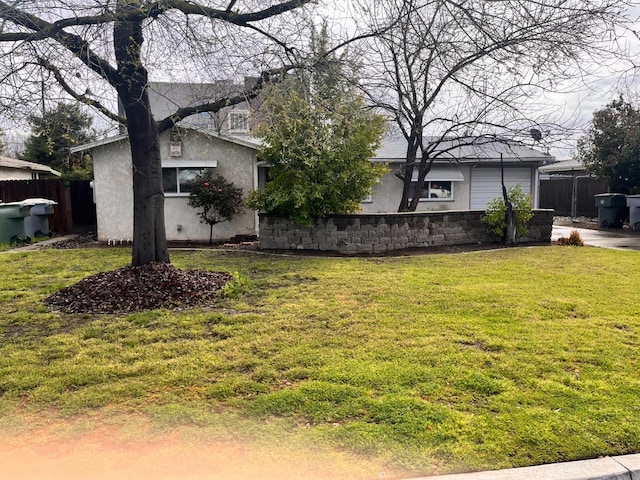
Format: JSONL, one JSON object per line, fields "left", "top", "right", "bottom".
{"left": 258, "top": 210, "right": 554, "bottom": 253}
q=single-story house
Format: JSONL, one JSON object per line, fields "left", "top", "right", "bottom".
{"left": 0, "top": 156, "right": 61, "bottom": 180}
{"left": 358, "top": 136, "right": 552, "bottom": 213}
{"left": 77, "top": 131, "right": 552, "bottom": 243}
{"left": 71, "top": 127, "right": 260, "bottom": 243}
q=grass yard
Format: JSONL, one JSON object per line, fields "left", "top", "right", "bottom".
{"left": 1, "top": 245, "right": 640, "bottom": 477}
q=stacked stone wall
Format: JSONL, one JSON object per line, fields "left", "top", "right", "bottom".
{"left": 258, "top": 210, "right": 554, "bottom": 253}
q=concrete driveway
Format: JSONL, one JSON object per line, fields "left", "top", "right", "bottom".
{"left": 552, "top": 225, "right": 640, "bottom": 251}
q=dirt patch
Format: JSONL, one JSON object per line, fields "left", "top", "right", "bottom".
{"left": 0, "top": 419, "right": 397, "bottom": 480}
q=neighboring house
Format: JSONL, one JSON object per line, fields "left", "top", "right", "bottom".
{"left": 72, "top": 127, "right": 260, "bottom": 243}
{"left": 0, "top": 156, "right": 61, "bottom": 180}
{"left": 358, "top": 136, "right": 553, "bottom": 213}
{"left": 147, "top": 79, "right": 261, "bottom": 137}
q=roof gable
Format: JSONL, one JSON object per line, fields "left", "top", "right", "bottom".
{"left": 70, "top": 126, "right": 261, "bottom": 154}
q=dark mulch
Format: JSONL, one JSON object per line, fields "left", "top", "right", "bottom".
{"left": 44, "top": 262, "right": 233, "bottom": 314}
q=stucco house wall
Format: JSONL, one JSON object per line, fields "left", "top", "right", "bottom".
{"left": 89, "top": 128, "right": 258, "bottom": 243}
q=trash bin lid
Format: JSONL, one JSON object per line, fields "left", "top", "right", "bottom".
{"left": 0, "top": 202, "right": 31, "bottom": 217}
{"left": 21, "top": 198, "right": 58, "bottom": 206}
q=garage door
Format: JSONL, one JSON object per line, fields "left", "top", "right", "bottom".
{"left": 470, "top": 167, "right": 531, "bottom": 210}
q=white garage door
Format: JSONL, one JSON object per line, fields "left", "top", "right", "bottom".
{"left": 470, "top": 167, "right": 532, "bottom": 210}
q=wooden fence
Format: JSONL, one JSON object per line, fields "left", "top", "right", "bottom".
{"left": 0, "top": 179, "right": 95, "bottom": 234}
{"left": 539, "top": 176, "right": 608, "bottom": 218}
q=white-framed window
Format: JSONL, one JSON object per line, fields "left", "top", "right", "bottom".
{"left": 163, "top": 167, "right": 214, "bottom": 195}
{"left": 409, "top": 180, "right": 454, "bottom": 201}
{"left": 229, "top": 110, "right": 249, "bottom": 132}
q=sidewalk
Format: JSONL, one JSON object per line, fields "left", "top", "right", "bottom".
{"left": 409, "top": 454, "right": 640, "bottom": 480}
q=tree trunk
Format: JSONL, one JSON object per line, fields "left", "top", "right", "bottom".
{"left": 500, "top": 153, "right": 517, "bottom": 245}
{"left": 114, "top": 0, "right": 170, "bottom": 266}
{"left": 398, "top": 132, "right": 421, "bottom": 212}
{"left": 126, "top": 102, "right": 170, "bottom": 265}
{"left": 504, "top": 201, "right": 517, "bottom": 245}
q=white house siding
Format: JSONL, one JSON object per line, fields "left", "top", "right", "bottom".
{"left": 359, "top": 163, "right": 472, "bottom": 213}
{"left": 0, "top": 168, "right": 35, "bottom": 180}
{"left": 91, "top": 129, "right": 257, "bottom": 242}
{"left": 469, "top": 166, "right": 535, "bottom": 210}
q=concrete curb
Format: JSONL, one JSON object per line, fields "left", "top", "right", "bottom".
{"left": 408, "top": 454, "right": 640, "bottom": 480}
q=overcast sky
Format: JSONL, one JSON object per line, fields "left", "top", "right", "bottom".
{"left": 2, "top": 1, "right": 638, "bottom": 161}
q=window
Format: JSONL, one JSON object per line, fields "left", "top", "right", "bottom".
{"left": 406, "top": 166, "right": 463, "bottom": 201}
{"left": 229, "top": 110, "right": 249, "bottom": 132}
{"left": 409, "top": 180, "right": 453, "bottom": 201}
{"left": 162, "top": 167, "right": 213, "bottom": 195}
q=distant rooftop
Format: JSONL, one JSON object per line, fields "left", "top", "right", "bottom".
{"left": 0, "top": 156, "right": 61, "bottom": 177}
{"left": 539, "top": 158, "right": 586, "bottom": 173}
{"left": 373, "top": 136, "right": 553, "bottom": 164}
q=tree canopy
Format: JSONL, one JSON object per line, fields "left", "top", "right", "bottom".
{"left": 21, "top": 102, "right": 95, "bottom": 179}
{"left": 355, "top": 0, "right": 629, "bottom": 211}
{"left": 246, "top": 25, "right": 387, "bottom": 226}
{"left": 577, "top": 97, "right": 640, "bottom": 194}
{"left": 0, "top": 0, "right": 313, "bottom": 265}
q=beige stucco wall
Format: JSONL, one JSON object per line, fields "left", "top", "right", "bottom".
{"left": 92, "top": 129, "right": 257, "bottom": 242}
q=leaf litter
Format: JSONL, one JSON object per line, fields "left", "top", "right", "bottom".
{"left": 44, "top": 262, "right": 233, "bottom": 314}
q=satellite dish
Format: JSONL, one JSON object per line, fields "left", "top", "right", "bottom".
{"left": 530, "top": 129, "right": 542, "bottom": 141}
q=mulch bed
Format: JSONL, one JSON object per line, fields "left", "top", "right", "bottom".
{"left": 44, "top": 262, "right": 232, "bottom": 314}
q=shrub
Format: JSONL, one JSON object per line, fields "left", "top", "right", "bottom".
{"left": 481, "top": 185, "right": 534, "bottom": 242}
{"left": 557, "top": 230, "right": 584, "bottom": 246}
{"left": 187, "top": 171, "right": 243, "bottom": 244}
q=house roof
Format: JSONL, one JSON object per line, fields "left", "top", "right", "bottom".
{"left": 0, "top": 156, "right": 61, "bottom": 177}
{"left": 70, "top": 126, "right": 261, "bottom": 154}
{"left": 373, "top": 136, "right": 553, "bottom": 164}
{"left": 538, "top": 158, "right": 585, "bottom": 174}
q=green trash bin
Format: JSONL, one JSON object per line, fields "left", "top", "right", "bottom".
{"left": 0, "top": 202, "right": 31, "bottom": 244}
{"left": 594, "top": 193, "right": 627, "bottom": 228}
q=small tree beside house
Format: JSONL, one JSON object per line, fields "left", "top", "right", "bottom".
{"left": 188, "top": 170, "right": 244, "bottom": 245}
{"left": 246, "top": 24, "right": 387, "bottom": 226}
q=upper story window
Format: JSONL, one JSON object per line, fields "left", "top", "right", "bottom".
{"left": 229, "top": 110, "right": 250, "bottom": 133}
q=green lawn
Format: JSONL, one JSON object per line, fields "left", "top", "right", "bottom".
{"left": 1, "top": 246, "right": 639, "bottom": 476}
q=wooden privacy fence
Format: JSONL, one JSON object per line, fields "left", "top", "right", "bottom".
{"left": 0, "top": 179, "right": 96, "bottom": 234}
{"left": 539, "top": 176, "right": 608, "bottom": 218}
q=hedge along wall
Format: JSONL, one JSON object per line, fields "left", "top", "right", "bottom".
{"left": 258, "top": 210, "right": 554, "bottom": 253}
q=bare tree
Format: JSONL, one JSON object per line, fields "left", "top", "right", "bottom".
{"left": 356, "top": 0, "right": 629, "bottom": 212}
{"left": 0, "top": 0, "right": 312, "bottom": 265}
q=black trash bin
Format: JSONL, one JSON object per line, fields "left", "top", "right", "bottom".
{"left": 594, "top": 193, "right": 627, "bottom": 228}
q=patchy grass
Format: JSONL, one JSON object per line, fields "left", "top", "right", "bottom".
{"left": 1, "top": 246, "right": 640, "bottom": 476}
